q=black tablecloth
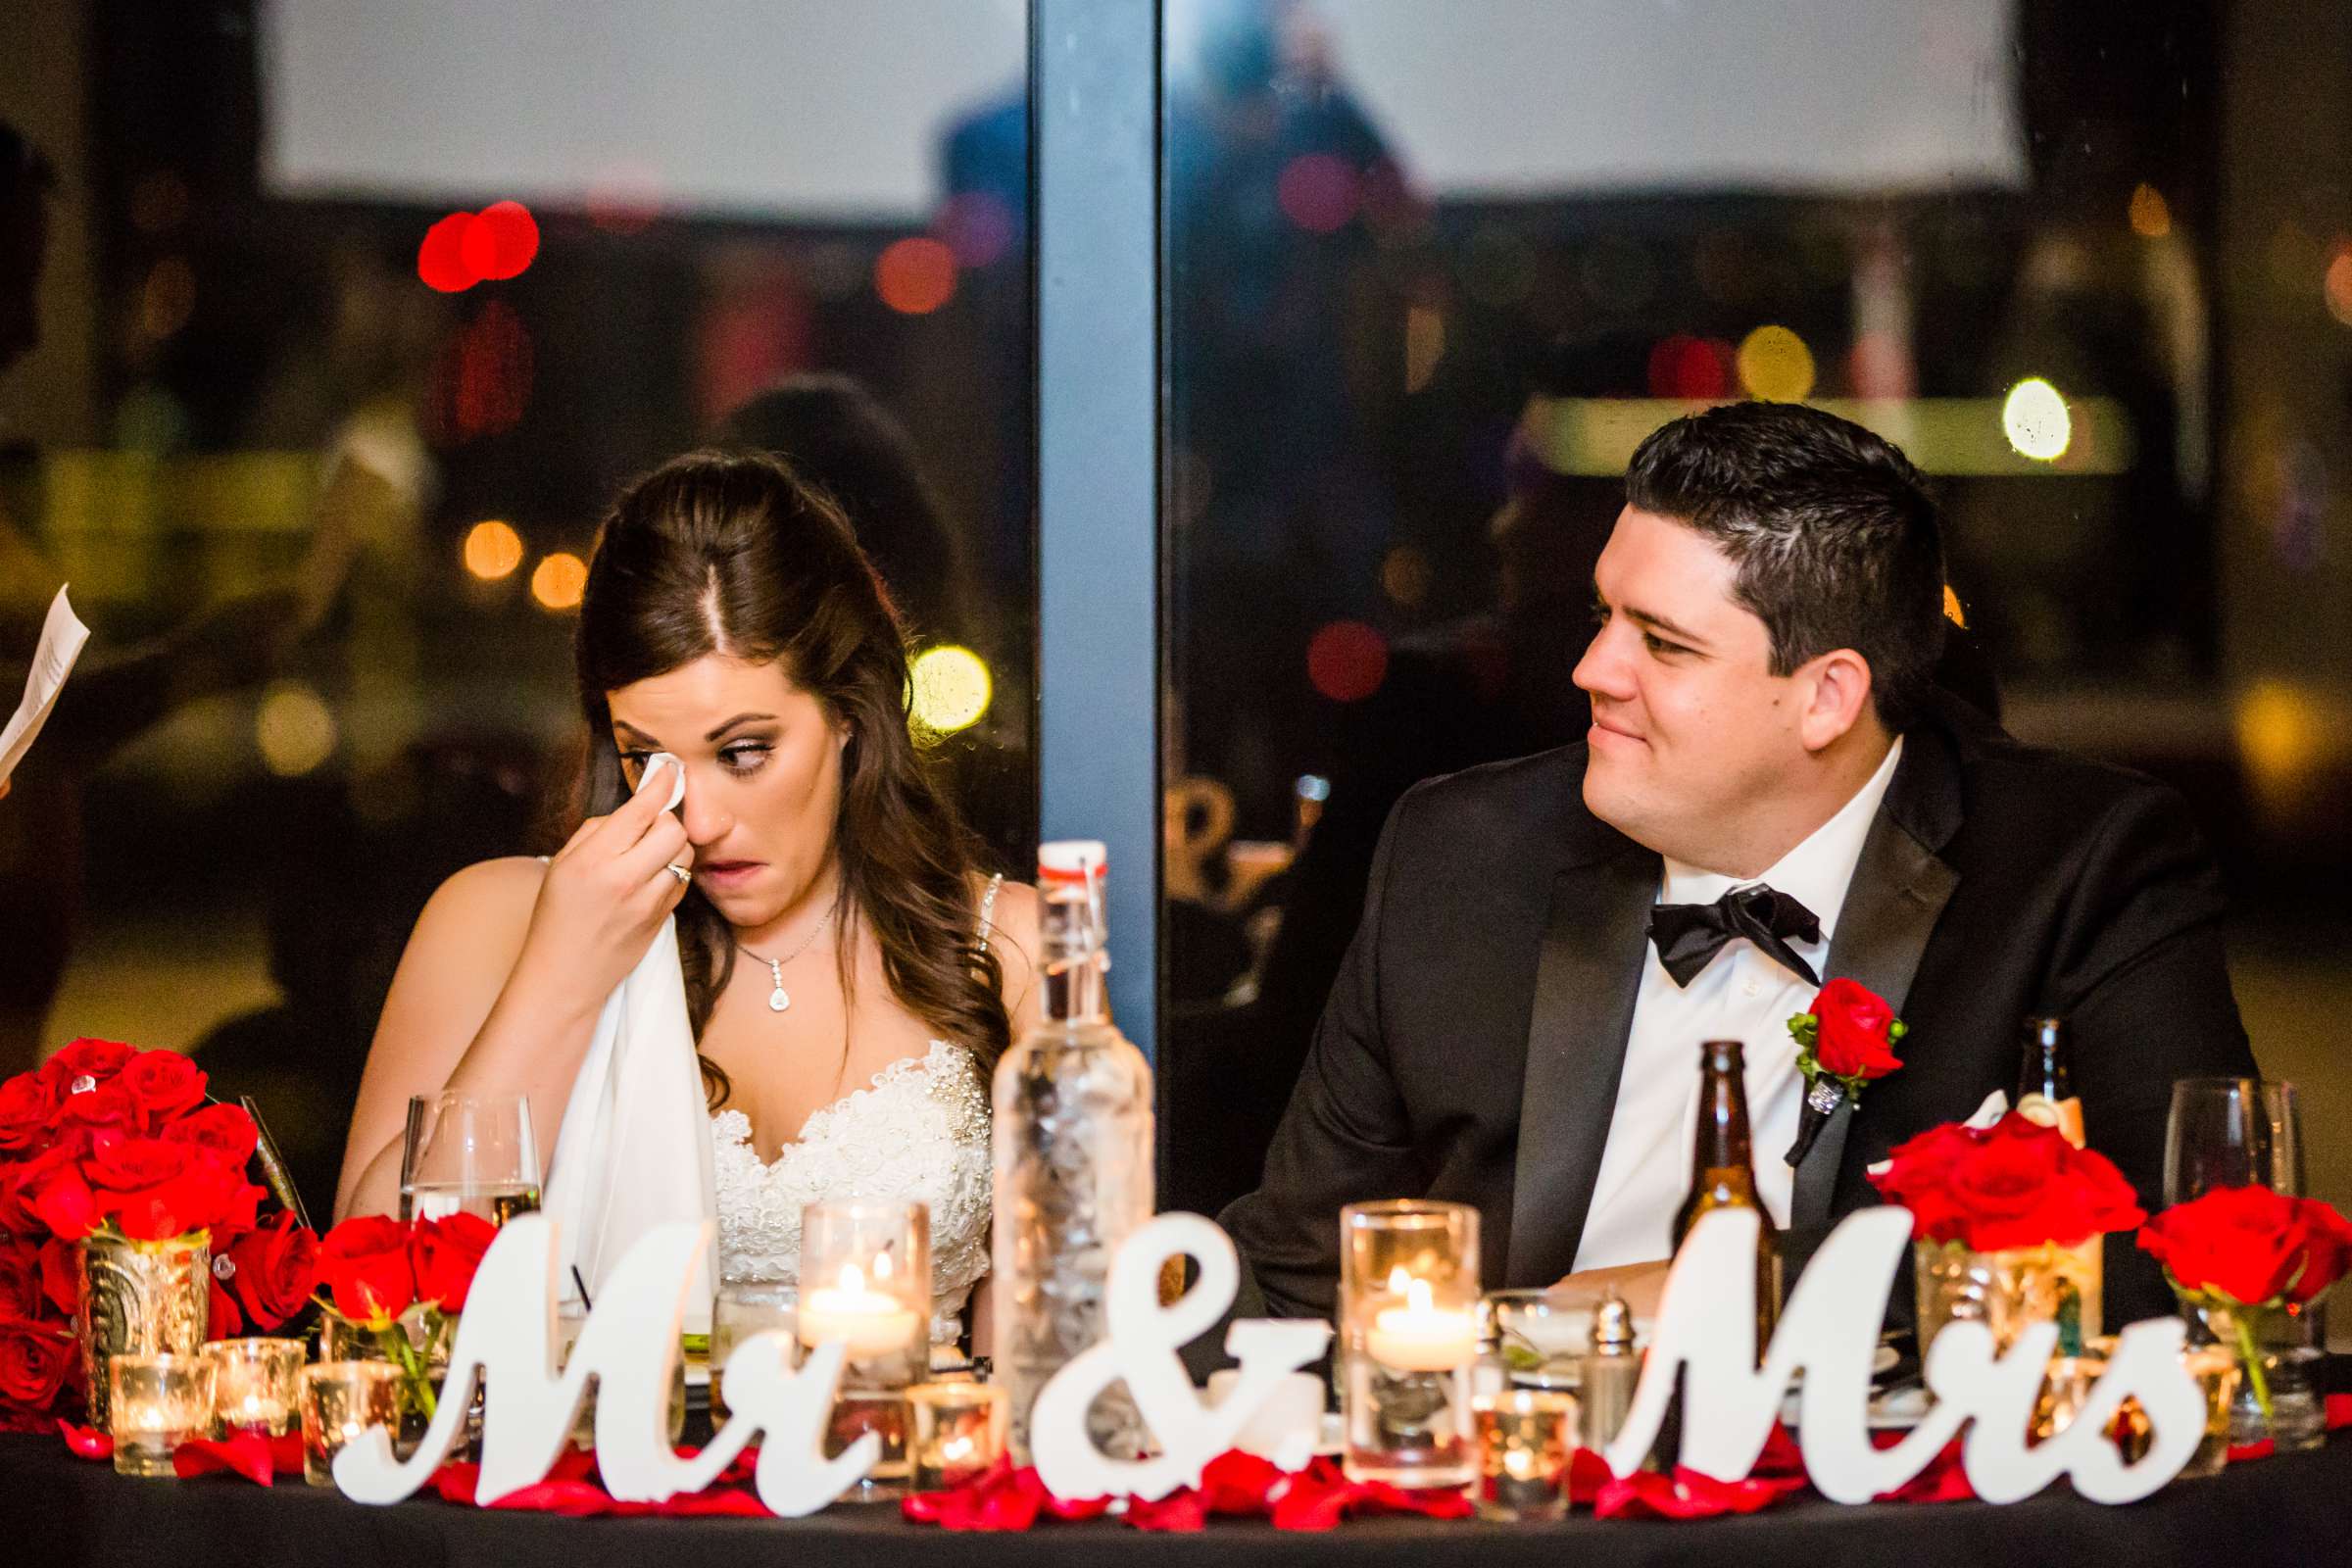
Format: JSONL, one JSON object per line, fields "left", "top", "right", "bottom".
{"left": 6, "top": 1430, "right": 2348, "bottom": 1568}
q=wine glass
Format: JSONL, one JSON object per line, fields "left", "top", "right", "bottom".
{"left": 400, "top": 1092, "right": 541, "bottom": 1224}
{"left": 2163, "top": 1077, "right": 2302, "bottom": 1205}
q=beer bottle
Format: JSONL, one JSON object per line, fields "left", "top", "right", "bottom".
{"left": 2014, "top": 1016, "right": 2084, "bottom": 1148}
{"left": 1671, "top": 1039, "right": 1779, "bottom": 1345}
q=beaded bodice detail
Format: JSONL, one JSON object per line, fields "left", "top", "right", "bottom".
{"left": 710, "top": 1040, "right": 992, "bottom": 1346}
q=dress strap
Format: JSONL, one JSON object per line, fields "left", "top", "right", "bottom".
{"left": 975, "top": 872, "right": 1005, "bottom": 955}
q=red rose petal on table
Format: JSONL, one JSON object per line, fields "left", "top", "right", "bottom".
{"left": 1594, "top": 1465, "right": 1803, "bottom": 1520}
{"left": 172, "top": 1430, "right": 277, "bottom": 1486}
{"left": 59, "top": 1420, "right": 113, "bottom": 1460}
{"left": 1200, "top": 1448, "right": 1284, "bottom": 1515}
{"left": 1873, "top": 1435, "right": 1974, "bottom": 1503}
{"left": 1124, "top": 1488, "right": 1209, "bottom": 1531}
{"left": 1568, "top": 1446, "right": 1615, "bottom": 1505}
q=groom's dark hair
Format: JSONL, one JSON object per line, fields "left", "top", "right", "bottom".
{"left": 1624, "top": 401, "right": 1947, "bottom": 732}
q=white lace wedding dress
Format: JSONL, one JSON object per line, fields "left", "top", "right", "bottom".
{"left": 708, "top": 879, "right": 1000, "bottom": 1348}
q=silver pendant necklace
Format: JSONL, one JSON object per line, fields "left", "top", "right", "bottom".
{"left": 739, "top": 898, "right": 837, "bottom": 1012}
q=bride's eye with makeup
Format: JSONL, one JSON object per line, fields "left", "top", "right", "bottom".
{"left": 718, "top": 739, "right": 772, "bottom": 776}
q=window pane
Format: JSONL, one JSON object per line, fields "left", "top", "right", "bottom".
{"left": 0, "top": 0, "right": 1032, "bottom": 1218}
{"left": 1159, "top": 0, "right": 2348, "bottom": 1223}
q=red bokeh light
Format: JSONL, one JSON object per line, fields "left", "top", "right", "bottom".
{"left": 1277, "top": 154, "right": 1358, "bottom": 234}
{"left": 1307, "top": 620, "right": 1390, "bottom": 704}
{"left": 417, "top": 214, "right": 478, "bottom": 293}
{"left": 461, "top": 201, "right": 540, "bottom": 282}
{"left": 874, "top": 237, "right": 958, "bottom": 316}
{"left": 419, "top": 203, "right": 541, "bottom": 293}
{"left": 1645, "top": 333, "right": 1733, "bottom": 400}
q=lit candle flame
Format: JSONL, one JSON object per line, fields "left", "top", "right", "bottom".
{"left": 1386, "top": 1264, "right": 1411, "bottom": 1296}
{"left": 838, "top": 1261, "right": 865, "bottom": 1294}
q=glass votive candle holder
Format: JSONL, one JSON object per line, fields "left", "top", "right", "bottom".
{"left": 1340, "top": 1199, "right": 1480, "bottom": 1490}
{"left": 1478, "top": 1288, "right": 1590, "bottom": 1394}
{"left": 2177, "top": 1345, "right": 2240, "bottom": 1478}
{"left": 1472, "top": 1389, "right": 1575, "bottom": 1521}
{"left": 907, "top": 1381, "right": 1008, "bottom": 1491}
{"left": 801, "top": 1199, "right": 929, "bottom": 1496}
{"left": 110, "top": 1352, "right": 217, "bottom": 1479}
{"left": 301, "top": 1360, "right": 404, "bottom": 1489}
{"left": 713, "top": 1278, "right": 799, "bottom": 1425}
{"left": 204, "top": 1337, "right": 305, "bottom": 1438}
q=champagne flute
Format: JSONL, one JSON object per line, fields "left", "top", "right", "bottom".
{"left": 2163, "top": 1077, "right": 2302, "bottom": 1204}
{"left": 400, "top": 1092, "right": 541, "bottom": 1225}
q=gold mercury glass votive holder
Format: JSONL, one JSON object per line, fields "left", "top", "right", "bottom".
{"left": 2176, "top": 1345, "right": 2241, "bottom": 1478}
{"left": 907, "top": 1381, "right": 1009, "bottom": 1491}
{"left": 302, "top": 1360, "right": 404, "bottom": 1488}
{"left": 110, "top": 1352, "right": 217, "bottom": 1479}
{"left": 1340, "top": 1199, "right": 1480, "bottom": 1490}
{"left": 800, "top": 1198, "right": 931, "bottom": 1497}
{"left": 203, "top": 1337, "right": 305, "bottom": 1438}
{"left": 2070, "top": 1336, "right": 2239, "bottom": 1478}
{"left": 1472, "top": 1389, "right": 1575, "bottom": 1521}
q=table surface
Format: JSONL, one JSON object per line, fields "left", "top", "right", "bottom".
{"left": 6, "top": 1429, "right": 2348, "bottom": 1568}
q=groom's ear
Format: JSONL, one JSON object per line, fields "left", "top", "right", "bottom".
{"left": 1793, "top": 648, "right": 1875, "bottom": 753}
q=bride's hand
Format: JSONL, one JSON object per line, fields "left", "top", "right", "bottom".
{"left": 515, "top": 758, "right": 694, "bottom": 1003}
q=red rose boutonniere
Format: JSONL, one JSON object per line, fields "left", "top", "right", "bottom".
{"left": 1784, "top": 978, "right": 1906, "bottom": 1168}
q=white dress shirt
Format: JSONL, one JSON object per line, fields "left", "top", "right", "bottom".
{"left": 1569, "top": 739, "right": 1905, "bottom": 1272}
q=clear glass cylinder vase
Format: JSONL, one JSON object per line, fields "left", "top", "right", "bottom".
{"left": 1913, "top": 1236, "right": 2102, "bottom": 1359}
{"left": 2180, "top": 1296, "right": 2324, "bottom": 1451}
{"left": 77, "top": 1231, "right": 210, "bottom": 1430}
{"left": 318, "top": 1305, "right": 466, "bottom": 1456}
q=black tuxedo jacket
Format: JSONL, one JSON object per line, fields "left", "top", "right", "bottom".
{"left": 1218, "top": 694, "right": 2256, "bottom": 1333}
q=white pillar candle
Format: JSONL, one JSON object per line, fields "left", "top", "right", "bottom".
{"left": 797, "top": 1262, "right": 923, "bottom": 1359}
{"left": 1365, "top": 1274, "right": 1476, "bottom": 1372}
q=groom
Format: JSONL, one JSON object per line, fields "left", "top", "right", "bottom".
{"left": 1216, "top": 401, "right": 2254, "bottom": 1338}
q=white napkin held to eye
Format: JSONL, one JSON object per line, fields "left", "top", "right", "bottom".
{"left": 539, "top": 756, "right": 715, "bottom": 1330}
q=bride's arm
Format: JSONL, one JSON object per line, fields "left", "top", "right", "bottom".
{"left": 983, "top": 880, "right": 1047, "bottom": 1038}
{"left": 334, "top": 858, "right": 576, "bottom": 1221}
{"left": 336, "top": 762, "right": 693, "bottom": 1220}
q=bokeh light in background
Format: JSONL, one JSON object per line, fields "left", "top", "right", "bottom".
{"left": 908, "top": 645, "right": 993, "bottom": 733}
{"left": 873, "top": 236, "right": 957, "bottom": 315}
{"left": 2324, "top": 241, "right": 2352, "bottom": 328}
{"left": 2001, "top": 377, "right": 2073, "bottom": 462}
{"left": 255, "top": 682, "right": 339, "bottom": 777}
{"left": 138, "top": 257, "right": 196, "bottom": 340}
{"left": 1942, "top": 585, "right": 1968, "bottom": 627}
{"left": 2129, "top": 182, "right": 2173, "bottom": 239}
{"left": 1736, "top": 325, "right": 1816, "bottom": 401}
{"left": 417, "top": 202, "right": 541, "bottom": 293}
{"left": 1276, "top": 153, "right": 1358, "bottom": 233}
{"left": 936, "top": 191, "right": 1016, "bottom": 269}
{"left": 463, "top": 519, "right": 525, "bottom": 581}
{"left": 1380, "top": 545, "right": 1431, "bottom": 609}
{"left": 1647, "top": 333, "right": 1734, "bottom": 400}
{"left": 529, "top": 551, "right": 588, "bottom": 612}
{"left": 1305, "top": 621, "right": 1389, "bottom": 703}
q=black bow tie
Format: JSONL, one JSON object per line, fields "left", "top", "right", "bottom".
{"left": 1646, "top": 884, "right": 1823, "bottom": 989}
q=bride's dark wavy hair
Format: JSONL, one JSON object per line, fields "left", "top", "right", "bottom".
{"left": 572, "top": 450, "right": 1008, "bottom": 1104}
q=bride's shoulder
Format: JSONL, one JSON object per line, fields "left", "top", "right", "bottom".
{"left": 408, "top": 856, "right": 546, "bottom": 950}
{"left": 969, "top": 872, "right": 1042, "bottom": 1028}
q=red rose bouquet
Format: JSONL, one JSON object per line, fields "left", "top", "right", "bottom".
{"left": 1784, "top": 979, "right": 1907, "bottom": 1168}
{"left": 0, "top": 1039, "right": 319, "bottom": 1430}
{"left": 1873, "top": 1111, "right": 2145, "bottom": 1356}
{"left": 313, "top": 1211, "right": 497, "bottom": 1419}
{"left": 2138, "top": 1186, "right": 2352, "bottom": 1416}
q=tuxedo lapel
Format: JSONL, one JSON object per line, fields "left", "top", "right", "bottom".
{"left": 1506, "top": 841, "right": 1659, "bottom": 1286}
{"left": 1790, "top": 735, "right": 1962, "bottom": 1228}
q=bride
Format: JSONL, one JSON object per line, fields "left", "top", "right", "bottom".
{"left": 334, "top": 451, "right": 1037, "bottom": 1354}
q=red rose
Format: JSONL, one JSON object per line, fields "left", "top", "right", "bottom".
{"left": 30, "top": 1167, "right": 101, "bottom": 1242}
{"left": 117, "top": 1051, "right": 208, "bottom": 1129}
{"left": 223, "top": 1211, "right": 318, "bottom": 1330}
{"left": 0, "top": 1243, "right": 41, "bottom": 1322}
{"left": 1872, "top": 1113, "right": 2143, "bottom": 1250}
{"left": 2139, "top": 1187, "right": 2352, "bottom": 1307}
{"left": 51, "top": 1078, "right": 136, "bottom": 1139}
{"left": 1807, "top": 978, "right": 1904, "bottom": 1080}
{"left": 0, "top": 1071, "right": 58, "bottom": 1153}
{"left": 0, "top": 1147, "right": 76, "bottom": 1238}
{"left": 83, "top": 1132, "right": 259, "bottom": 1243}
{"left": 209, "top": 1274, "right": 244, "bottom": 1338}
{"left": 412, "top": 1213, "right": 496, "bottom": 1313}
{"left": 162, "top": 1102, "right": 259, "bottom": 1170}
{"left": 42, "top": 1038, "right": 134, "bottom": 1089}
{"left": 0, "top": 1322, "right": 72, "bottom": 1410}
{"left": 36, "top": 1239, "right": 75, "bottom": 1317}
{"left": 317, "top": 1216, "right": 416, "bottom": 1327}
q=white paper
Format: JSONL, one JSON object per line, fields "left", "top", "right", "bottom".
{"left": 0, "top": 587, "right": 90, "bottom": 789}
